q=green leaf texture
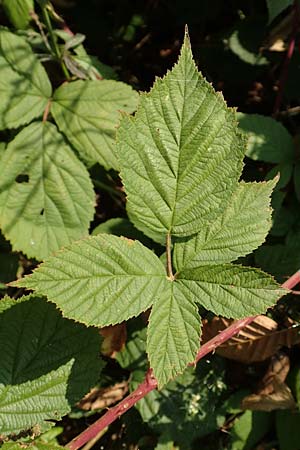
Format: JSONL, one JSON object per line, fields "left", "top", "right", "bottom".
{"left": 14, "top": 34, "right": 286, "bottom": 387}
{"left": 14, "top": 234, "right": 166, "bottom": 326}
{"left": 0, "top": 28, "right": 51, "bottom": 129}
{"left": 117, "top": 30, "right": 244, "bottom": 242}
{"left": 173, "top": 180, "right": 276, "bottom": 271}
{"left": 0, "top": 295, "right": 103, "bottom": 436}
{"left": 177, "top": 265, "right": 284, "bottom": 318}
{"left": 147, "top": 282, "right": 201, "bottom": 387}
{"left": 0, "top": 122, "right": 95, "bottom": 260}
{"left": 52, "top": 79, "right": 138, "bottom": 169}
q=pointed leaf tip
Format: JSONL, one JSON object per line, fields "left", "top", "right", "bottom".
{"left": 183, "top": 25, "right": 191, "bottom": 47}
{"left": 117, "top": 29, "right": 244, "bottom": 242}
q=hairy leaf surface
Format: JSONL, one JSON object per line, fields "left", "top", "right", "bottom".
{"left": 117, "top": 31, "right": 244, "bottom": 242}
{"left": 0, "top": 28, "right": 51, "bottom": 129}
{"left": 0, "top": 122, "right": 95, "bottom": 260}
{"left": 147, "top": 282, "right": 201, "bottom": 387}
{"left": 52, "top": 79, "right": 138, "bottom": 169}
{"left": 0, "top": 295, "right": 102, "bottom": 436}
{"left": 177, "top": 265, "right": 284, "bottom": 318}
{"left": 173, "top": 181, "right": 275, "bottom": 270}
{"left": 13, "top": 34, "right": 286, "bottom": 387}
{"left": 14, "top": 234, "right": 166, "bottom": 326}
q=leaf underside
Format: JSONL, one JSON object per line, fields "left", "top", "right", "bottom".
{"left": 117, "top": 31, "right": 245, "bottom": 243}
{"left": 147, "top": 282, "right": 201, "bottom": 387}
{"left": 15, "top": 31, "right": 285, "bottom": 387}
{"left": 14, "top": 234, "right": 166, "bottom": 326}
{"left": 173, "top": 180, "right": 276, "bottom": 271}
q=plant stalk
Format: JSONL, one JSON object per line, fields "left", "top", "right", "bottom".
{"left": 65, "top": 269, "right": 300, "bottom": 450}
{"left": 41, "top": 3, "right": 70, "bottom": 80}
{"left": 92, "top": 178, "right": 124, "bottom": 200}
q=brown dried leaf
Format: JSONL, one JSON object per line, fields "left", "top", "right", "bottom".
{"left": 78, "top": 381, "right": 129, "bottom": 411}
{"left": 259, "top": 352, "right": 290, "bottom": 395}
{"left": 100, "top": 323, "right": 127, "bottom": 357}
{"left": 201, "top": 316, "right": 300, "bottom": 363}
{"left": 242, "top": 353, "right": 296, "bottom": 411}
{"left": 242, "top": 376, "right": 296, "bottom": 411}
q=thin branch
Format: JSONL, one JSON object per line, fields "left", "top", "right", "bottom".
{"left": 65, "top": 269, "right": 300, "bottom": 450}
{"left": 30, "top": 10, "right": 52, "bottom": 53}
{"left": 166, "top": 232, "right": 174, "bottom": 280}
{"left": 273, "top": 0, "right": 300, "bottom": 116}
{"left": 66, "top": 370, "right": 157, "bottom": 450}
{"left": 81, "top": 427, "right": 108, "bottom": 450}
{"left": 92, "top": 178, "right": 124, "bottom": 200}
{"left": 41, "top": 3, "right": 70, "bottom": 80}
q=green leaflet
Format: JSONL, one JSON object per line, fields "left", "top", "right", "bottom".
{"left": 117, "top": 30, "right": 244, "bottom": 242}
{"left": 14, "top": 234, "right": 166, "bottom": 326}
{"left": 52, "top": 79, "right": 138, "bottom": 169}
{"left": 147, "top": 282, "right": 201, "bottom": 387}
{"left": 2, "top": 0, "right": 34, "bottom": 29}
{"left": 238, "top": 113, "right": 294, "bottom": 163}
{"left": 173, "top": 180, "right": 276, "bottom": 271}
{"left": 0, "top": 121, "right": 95, "bottom": 260}
{"left": 177, "top": 264, "right": 284, "bottom": 318}
{"left": 0, "top": 295, "right": 103, "bottom": 436}
{"left": 0, "top": 28, "right": 51, "bottom": 129}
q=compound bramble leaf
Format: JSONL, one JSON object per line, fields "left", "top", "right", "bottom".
{"left": 117, "top": 30, "right": 244, "bottom": 243}
{"left": 0, "top": 295, "right": 103, "bottom": 436}
{"left": 52, "top": 79, "right": 138, "bottom": 170}
{"left": 0, "top": 122, "right": 95, "bottom": 260}
{"left": 177, "top": 264, "right": 284, "bottom": 318}
{"left": 14, "top": 234, "right": 166, "bottom": 327}
{"left": 173, "top": 180, "right": 276, "bottom": 271}
{"left": 13, "top": 33, "right": 287, "bottom": 388}
{"left": 0, "top": 28, "right": 51, "bottom": 130}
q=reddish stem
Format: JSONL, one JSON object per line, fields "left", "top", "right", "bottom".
{"left": 273, "top": 1, "right": 300, "bottom": 116}
{"left": 66, "top": 369, "right": 157, "bottom": 450}
{"left": 65, "top": 269, "right": 300, "bottom": 450}
{"left": 42, "top": 99, "right": 52, "bottom": 122}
